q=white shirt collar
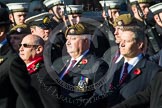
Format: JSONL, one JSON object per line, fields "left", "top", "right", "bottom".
{"left": 71, "top": 49, "right": 89, "bottom": 66}
{"left": 125, "top": 54, "right": 143, "bottom": 73}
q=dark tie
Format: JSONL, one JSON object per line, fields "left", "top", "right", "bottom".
{"left": 60, "top": 60, "right": 77, "bottom": 80}
{"left": 119, "top": 62, "right": 129, "bottom": 84}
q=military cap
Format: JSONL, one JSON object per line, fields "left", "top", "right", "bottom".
{"left": 113, "top": 14, "right": 135, "bottom": 27}
{"left": 0, "top": 2, "right": 10, "bottom": 26}
{"left": 9, "top": 24, "right": 30, "bottom": 35}
{"left": 65, "top": 23, "right": 90, "bottom": 37}
{"left": 25, "top": 12, "right": 53, "bottom": 29}
{"left": 129, "top": 0, "right": 152, "bottom": 4}
{"left": 43, "top": 0, "right": 64, "bottom": 9}
{"left": 65, "top": 5, "right": 83, "bottom": 15}
{"left": 6, "top": 3, "right": 29, "bottom": 13}
{"left": 29, "top": 0, "right": 47, "bottom": 13}
{"left": 99, "top": 0, "right": 122, "bottom": 9}
{"left": 149, "top": 3, "right": 162, "bottom": 15}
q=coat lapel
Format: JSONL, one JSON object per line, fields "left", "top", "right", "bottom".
{"left": 120, "top": 58, "right": 146, "bottom": 88}
{"left": 128, "top": 58, "right": 146, "bottom": 81}
{"left": 70, "top": 53, "right": 91, "bottom": 74}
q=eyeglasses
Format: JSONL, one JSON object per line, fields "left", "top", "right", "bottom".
{"left": 19, "top": 44, "right": 39, "bottom": 48}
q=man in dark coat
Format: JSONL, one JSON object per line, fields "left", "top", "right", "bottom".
{"left": 90, "top": 26, "right": 162, "bottom": 108}
{"left": 0, "top": 2, "right": 43, "bottom": 108}
{"left": 19, "top": 34, "right": 61, "bottom": 108}
{"left": 112, "top": 71, "right": 162, "bottom": 108}
{"left": 49, "top": 23, "right": 109, "bottom": 108}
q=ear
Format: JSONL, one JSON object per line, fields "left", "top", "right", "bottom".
{"left": 35, "top": 46, "right": 43, "bottom": 54}
{"left": 138, "top": 42, "right": 144, "bottom": 50}
{"left": 9, "top": 14, "right": 13, "bottom": 21}
{"left": 154, "top": 14, "right": 159, "bottom": 21}
{"left": 30, "top": 28, "right": 35, "bottom": 34}
{"left": 131, "top": 5, "right": 137, "bottom": 13}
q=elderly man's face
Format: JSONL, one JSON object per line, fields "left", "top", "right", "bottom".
{"left": 19, "top": 35, "right": 39, "bottom": 64}
{"left": 66, "top": 35, "right": 89, "bottom": 59}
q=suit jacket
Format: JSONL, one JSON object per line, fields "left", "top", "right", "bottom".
{"left": 103, "top": 45, "right": 119, "bottom": 65}
{"left": 0, "top": 43, "right": 43, "bottom": 108}
{"left": 52, "top": 51, "right": 109, "bottom": 108}
{"left": 94, "top": 56, "right": 162, "bottom": 108}
{"left": 149, "top": 49, "right": 162, "bottom": 67}
{"left": 112, "top": 71, "right": 162, "bottom": 108}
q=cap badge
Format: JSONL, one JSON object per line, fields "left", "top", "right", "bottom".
{"left": 117, "top": 20, "right": 123, "bottom": 26}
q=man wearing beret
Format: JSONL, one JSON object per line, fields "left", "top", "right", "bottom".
{"left": 0, "top": 2, "right": 43, "bottom": 108}
{"left": 50, "top": 23, "right": 108, "bottom": 108}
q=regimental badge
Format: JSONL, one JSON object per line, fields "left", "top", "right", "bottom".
{"left": 69, "top": 29, "right": 75, "bottom": 34}
{"left": 0, "top": 57, "right": 4, "bottom": 65}
{"left": 75, "top": 76, "right": 88, "bottom": 92}
{"left": 117, "top": 20, "right": 123, "bottom": 26}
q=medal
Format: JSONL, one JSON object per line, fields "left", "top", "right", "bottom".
{"left": 75, "top": 76, "right": 88, "bottom": 92}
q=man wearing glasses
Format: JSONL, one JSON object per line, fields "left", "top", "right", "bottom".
{"left": 19, "top": 34, "right": 61, "bottom": 108}
{"left": 0, "top": 2, "right": 43, "bottom": 108}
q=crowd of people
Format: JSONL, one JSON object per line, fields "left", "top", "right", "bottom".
{"left": 0, "top": 0, "right": 162, "bottom": 108}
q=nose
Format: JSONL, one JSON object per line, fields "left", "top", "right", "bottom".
{"left": 19, "top": 45, "right": 24, "bottom": 51}
{"left": 114, "top": 29, "right": 118, "bottom": 35}
{"left": 144, "top": 7, "right": 149, "bottom": 15}
{"left": 119, "top": 40, "right": 125, "bottom": 48}
{"left": 66, "top": 39, "right": 71, "bottom": 45}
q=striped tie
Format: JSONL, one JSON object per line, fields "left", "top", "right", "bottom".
{"left": 60, "top": 60, "right": 77, "bottom": 80}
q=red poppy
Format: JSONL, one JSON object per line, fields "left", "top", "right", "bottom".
{"left": 80, "top": 59, "right": 88, "bottom": 65}
{"left": 133, "top": 68, "right": 141, "bottom": 75}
